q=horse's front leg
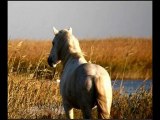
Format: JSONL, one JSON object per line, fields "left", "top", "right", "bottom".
{"left": 63, "top": 102, "right": 74, "bottom": 119}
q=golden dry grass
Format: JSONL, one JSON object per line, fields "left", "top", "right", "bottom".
{"left": 8, "top": 74, "right": 152, "bottom": 119}
{"left": 8, "top": 37, "right": 152, "bottom": 119}
{"left": 8, "top": 37, "right": 152, "bottom": 80}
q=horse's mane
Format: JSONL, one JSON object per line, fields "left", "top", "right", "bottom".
{"left": 69, "top": 36, "right": 85, "bottom": 58}
{"left": 63, "top": 30, "right": 85, "bottom": 58}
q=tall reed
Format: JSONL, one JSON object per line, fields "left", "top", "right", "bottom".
{"left": 8, "top": 38, "right": 152, "bottom": 119}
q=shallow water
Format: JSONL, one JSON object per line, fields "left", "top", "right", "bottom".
{"left": 112, "top": 80, "right": 152, "bottom": 94}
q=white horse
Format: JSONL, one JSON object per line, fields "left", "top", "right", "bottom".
{"left": 48, "top": 27, "right": 112, "bottom": 119}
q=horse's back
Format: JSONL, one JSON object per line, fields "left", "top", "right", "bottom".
{"left": 75, "top": 63, "right": 110, "bottom": 80}
{"left": 74, "top": 63, "right": 112, "bottom": 100}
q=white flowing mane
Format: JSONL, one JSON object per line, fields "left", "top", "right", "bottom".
{"left": 54, "top": 28, "right": 85, "bottom": 63}
{"left": 65, "top": 32, "right": 85, "bottom": 58}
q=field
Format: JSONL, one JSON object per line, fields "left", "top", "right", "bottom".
{"left": 8, "top": 37, "right": 152, "bottom": 119}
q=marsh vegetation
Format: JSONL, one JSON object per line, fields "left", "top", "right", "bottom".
{"left": 8, "top": 37, "right": 152, "bottom": 119}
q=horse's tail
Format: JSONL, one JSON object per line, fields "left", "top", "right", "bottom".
{"left": 94, "top": 75, "right": 112, "bottom": 119}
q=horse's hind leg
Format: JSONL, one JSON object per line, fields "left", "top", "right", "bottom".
{"left": 95, "top": 78, "right": 112, "bottom": 119}
{"left": 97, "top": 98, "right": 111, "bottom": 119}
{"left": 63, "top": 101, "right": 74, "bottom": 119}
{"left": 81, "top": 106, "right": 92, "bottom": 119}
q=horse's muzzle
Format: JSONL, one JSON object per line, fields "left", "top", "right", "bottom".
{"left": 48, "top": 56, "right": 53, "bottom": 67}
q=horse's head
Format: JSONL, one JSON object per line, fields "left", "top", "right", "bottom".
{"left": 48, "top": 27, "right": 82, "bottom": 67}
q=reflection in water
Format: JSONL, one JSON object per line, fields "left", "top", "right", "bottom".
{"left": 112, "top": 80, "right": 152, "bottom": 94}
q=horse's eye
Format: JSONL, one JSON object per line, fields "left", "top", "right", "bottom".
{"left": 52, "top": 42, "right": 54, "bottom": 46}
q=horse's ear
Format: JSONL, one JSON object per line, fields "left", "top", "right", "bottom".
{"left": 53, "top": 27, "right": 59, "bottom": 35}
{"left": 68, "top": 27, "right": 72, "bottom": 34}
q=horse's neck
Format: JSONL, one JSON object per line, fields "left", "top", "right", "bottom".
{"left": 61, "top": 56, "right": 87, "bottom": 78}
{"left": 65, "top": 56, "right": 87, "bottom": 70}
